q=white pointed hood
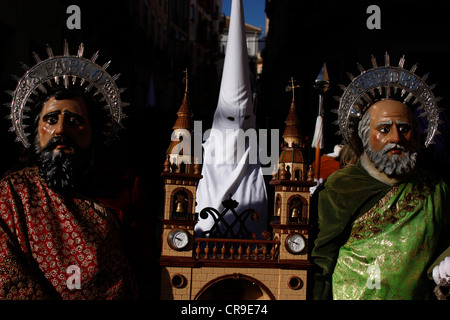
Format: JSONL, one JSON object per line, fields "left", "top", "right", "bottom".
{"left": 195, "top": 0, "right": 267, "bottom": 239}
{"left": 213, "top": 0, "right": 255, "bottom": 131}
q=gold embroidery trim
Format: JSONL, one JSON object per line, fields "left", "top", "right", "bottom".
{"left": 348, "top": 183, "right": 431, "bottom": 243}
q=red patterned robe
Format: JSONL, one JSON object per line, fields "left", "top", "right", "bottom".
{"left": 0, "top": 167, "right": 139, "bottom": 299}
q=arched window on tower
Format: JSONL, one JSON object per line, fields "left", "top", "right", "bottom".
{"left": 171, "top": 188, "right": 193, "bottom": 220}
{"left": 294, "top": 169, "right": 300, "bottom": 181}
{"left": 287, "top": 195, "right": 308, "bottom": 224}
{"left": 179, "top": 161, "right": 186, "bottom": 173}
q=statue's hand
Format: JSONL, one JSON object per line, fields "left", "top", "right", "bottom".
{"left": 433, "top": 256, "right": 450, "bottom": 285}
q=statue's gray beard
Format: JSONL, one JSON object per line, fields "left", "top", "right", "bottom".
{"left": 365, "top": 142, "right": 417, "bottom": 177}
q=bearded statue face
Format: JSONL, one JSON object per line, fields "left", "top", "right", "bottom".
{"left": 35, "top": 92, "right": 94, "bottom": 193}
{"left": 358, "top": 99, "right": 419, "bottom": 178}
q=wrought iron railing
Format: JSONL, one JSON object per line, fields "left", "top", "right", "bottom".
{"left": 194, "top": 197, "right": 280, "bottom": 262}
{"left": 194, "top": 238, "right": 280, "bottom": 261}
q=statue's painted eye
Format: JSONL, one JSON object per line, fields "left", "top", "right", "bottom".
{"left": 379, "top": 126, "right": 390, "bottom": 133}
{"left": 227, "top": 117, "right": 235, "bottom": 121}
{"left": 398, "top": 124, "right": 411, "bottom": 133}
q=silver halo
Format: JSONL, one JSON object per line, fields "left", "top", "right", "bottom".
{"left": 8, "top": 40, "right": 127, "bottom": 148}
{"left": 337, "top": 52, "right": 442, "bottom": 150}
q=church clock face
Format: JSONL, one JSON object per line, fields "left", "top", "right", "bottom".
{"left": 168, "top": 228, "right": 190, "bottom": 251}
{"left": 285, "top": 233, "right": 306, "bottom": 254}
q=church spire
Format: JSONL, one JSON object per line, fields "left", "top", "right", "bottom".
{"left": 172, "top": 68, "right": 192, "bottom": 132}
{"left": 283, "top": 77, "right": 303, "bottom": 148}
{"left": 273, "top": 77, "right": 307, "bottom": 182}
{"left": 165, "top": 69, "right": 196, "bottom": 174}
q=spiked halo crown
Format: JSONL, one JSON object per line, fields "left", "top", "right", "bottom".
{"left": 336, "top": 52, "right": 443, "bottom": 151}
{"left": 7, "top": 40, "right": 127, "bottom": 148}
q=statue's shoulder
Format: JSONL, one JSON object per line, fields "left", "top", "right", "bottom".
{"left": 1, "top": 167, "right": 39, "bottom": 188}
{"left": 324, "top": 163, "right": 365, "bottom": 190}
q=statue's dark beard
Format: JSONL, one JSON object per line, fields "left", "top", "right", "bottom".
{"left": 365, "top": 142, "right": 417, "bottom": 177}
{"left": 36, "top": 136, "right": 93, "bottom": 193}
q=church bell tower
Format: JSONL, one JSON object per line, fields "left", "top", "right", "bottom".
{"left": 270, "top": 79, "right": 315, "bottom": 288}
{"left": 160, "top": 69, "right": 202, "bottom": 268}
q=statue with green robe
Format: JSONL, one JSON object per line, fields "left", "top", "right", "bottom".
{"left": 311, "top": 54, "right": 450, "bottom": 300}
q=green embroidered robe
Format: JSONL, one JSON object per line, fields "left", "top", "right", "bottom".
{"left": 311, "top": 161, "right": 449, "bottom": 300}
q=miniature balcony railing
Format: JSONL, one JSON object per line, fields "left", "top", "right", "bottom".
{"left": 194, "top": 238, "right": 280, "bottom": 261}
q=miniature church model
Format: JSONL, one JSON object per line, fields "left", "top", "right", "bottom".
{"left": 159, "top": 75, "right": 315, "bottom": 300}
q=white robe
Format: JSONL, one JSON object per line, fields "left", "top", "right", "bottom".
{"left": 195, "top": 0, "right": 268, "bottom": 239}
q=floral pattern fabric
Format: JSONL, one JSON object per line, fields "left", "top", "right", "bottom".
{"left": 0, "top": 167, "right": 137, "bottom": 299}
